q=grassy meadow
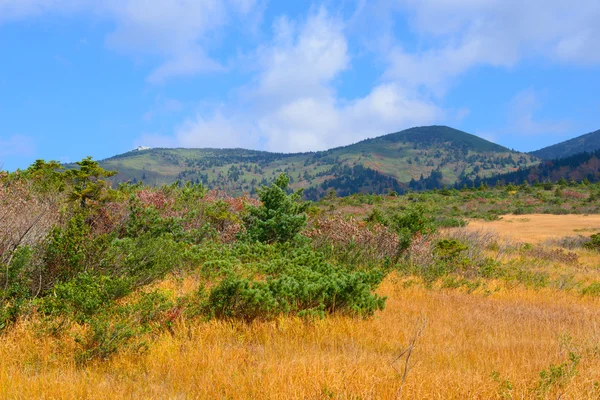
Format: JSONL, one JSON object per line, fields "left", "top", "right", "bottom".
{"left": 2, "top": 159, "right": 600, "bottom": 399}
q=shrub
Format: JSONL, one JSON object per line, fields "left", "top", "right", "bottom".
{"left": 435, "top": 239, "right": 468, "bottom": 262}
{"left": 0, "top": 246, "right": 34, "bottom": 331}
{"left": 534, "top": 352, "right": 580, "bottom": 397}
{"left": 364, "top": 208, "right": 388, "bottom": 225}
{"left": 524, "top": 246, "right": 579, "bottom": 265}
{"left": 40, "top": 272, "right": 132, "bottom": 324}
{"left": 74, "top": 317, "right": 137, "bottom": 365}
{"left": 544, "top": 235, "right": 590, "bottom": 250}
{"left": 389, "top": 204, "right": 436, "bottom": 251}
{"left": 41, "top": 214, "right": 91, "bottom": 289}
{"left": 245, "top": 174, "right": 308, "bottom": 244}
{"left": 305, "top": 216, "right": 399, "bottom": 267}
{"left": 108, "top": 234, "right": 188, "bottom": 287}
{"left": 581, "top": 282, "right": 600, "bottom": 297}
{"left": 584, "top": 234, "right": 600, "bottom": 251}
{"left": 205, "top": 268, "right": 386, "bottom": 321}
{"left": 400, "top": 229, "right": 513, "bottom": 283}
{"left": 203, "top": 244, "right": 387, "bottom": 321}
{"left": 73, "top": 290, "right": 175, "bottom": 364}
{"left": 204, "top": 278, "right": 279, "bottom": 321}
{"left": 515, "top": 270, "right": 549, "bottom": 289}
{"left": 434, "top": 216, "right": 468, "bottom": 228}
{"left": 0, "top": 175, "right": 60, "bottom": 265}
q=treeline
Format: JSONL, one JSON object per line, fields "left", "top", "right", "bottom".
{"left": 304, "top": 165, "right": 405, "bottom": 200}
{"left": 457, "top": 150, "right": 600, "bottom": 188}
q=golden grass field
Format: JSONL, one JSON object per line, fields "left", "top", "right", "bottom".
{"left": 467, "top": 214, "right": 600, "bottom": 244}
{"left": 1, "top": 215, "right": 600, "bottom": 399}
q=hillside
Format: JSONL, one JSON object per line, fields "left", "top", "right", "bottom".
{"left": 461, "top": 149, "right": 600, "bottom": 188}
{"left": 100, "top": 125, "right": 538, "bottom": 198}
{"left": 531, "top": 129, "right": 600, "bottom": 160}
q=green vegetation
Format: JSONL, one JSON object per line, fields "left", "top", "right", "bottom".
{"left": 531, "top": 128, "right": 600, "bottom": 160}
{"left": 3, "top": 156, "right": 600, "bottom": 367}
{"left": 1, "top": 163, "right": 392, "bottom": 352}
{"left": 470, "top": 148, "right": 600, "bottom": 189}
{"left": 330, "top": 181, "right": 600, "bottom": 219}
{"left": 100, "top": 126, "right": 538, "bottom": 198}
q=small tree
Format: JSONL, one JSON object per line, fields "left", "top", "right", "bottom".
{"left": 245, "top": 174, "right": 308, "bottom": 244}
{"left": 65, "top": 157, "right": 116, "bottom": 208}
{"left": 389, "top": 204, "right": 436, "bottom": 252}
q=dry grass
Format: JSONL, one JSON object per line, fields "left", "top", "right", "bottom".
{"left": 2, "top": 215, "right": 600, "bottom": 399}
{"left": 466, "top": 214, "right": 600, "bottom": 244}
{"left": 1, "top": 277, "right": 600, "bottom": 399}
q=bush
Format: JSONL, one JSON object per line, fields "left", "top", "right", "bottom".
{"left": 73, "top": 290, "right": 175, "bottom": 364}
{"left": 41, "top": 213, "right": 91, "bottom": 288}
{"left": 108, "top": 234, "right": 188, "bottom": 287}
{"left": 435, "top": 239, "right": 468, "bottom": 261}
{"left": 306, "top": 216, "right": 399, "bottom": 267}
{"left": 581, "top": 282, "right": 600, "bottom": 297}
{"left": 584, "top": 233, "right": 600, "bottom": 251}
{"left": 0, "top": 246, "right": 34, "bottom": 331}
{"left": 245, "top": 174, "right": 308, "bottom": 244}
{"left": 400, "top": 229, "right": 513, "bottom": 284}
{"left": 389, "top": 204, "right": 436, "bottom": 251}
{"left": 534, "top": 352, "right": 580, "bottom": 397}
{"left": 74, "top": 317, "right": 137, "bottom": 364}
{"left": 203, "top": 244, "right": 386, "bottom": 321}
{"left": 40, "top": 272, "right": 132, "bottom": 324}
{"left": 435, "top": 217, "right": 468, "bottom": 228}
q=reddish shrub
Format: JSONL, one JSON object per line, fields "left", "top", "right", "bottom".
{"left": 305, "top": 216, "right": 399, "bottom": 262}
{"left": 561, "top": 190, "right": 586, "bottom": 199}
{"left": 0, "top": 177, "right": 61, "bottom": 263}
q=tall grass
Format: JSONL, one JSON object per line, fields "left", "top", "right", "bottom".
{"left": 1, "top": 275, "right": 599, "bottom": 399}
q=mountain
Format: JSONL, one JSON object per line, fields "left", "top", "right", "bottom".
{"left": 460, "top": 149, "right": 600, "bottom": 188}
{"left": 100, "top": 125, "right": 538, "bottom": 199}
{"left": 531, "top": 129, "right": 600, "bottom": 160}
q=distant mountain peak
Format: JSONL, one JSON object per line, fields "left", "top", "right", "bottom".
{"left": 531, "top": 129, "right": 600, "bottom": 160}
{"left": 371, "top": 125, "right": 511, "bottom": 153}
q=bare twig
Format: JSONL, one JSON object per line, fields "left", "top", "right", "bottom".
{"left": 392, "top": 315, "right": 427, "bottom": 399}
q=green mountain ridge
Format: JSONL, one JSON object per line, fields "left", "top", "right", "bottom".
{"left": 531, "top": 129, "right": 600, "bottom": 160}
{"left": 100, "top": 125, "right": 539, "bottom": 198}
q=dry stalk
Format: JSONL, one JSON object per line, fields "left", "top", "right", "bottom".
{"left": 392, "top": 315, "right": 427, "bottom": 399}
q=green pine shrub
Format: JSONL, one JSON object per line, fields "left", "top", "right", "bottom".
{"left": 204, "top": 262, "right": 386, "bottom": 321}
{"left": 244, "top": 174, "right": 308, "bottom": 244}
{"left": 584, "top": 233, "right": 600, "bottom": 251}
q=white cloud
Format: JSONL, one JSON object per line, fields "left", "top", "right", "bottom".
{"left": 0, "top": 0, "right": 260, "bottom": 82}
{"left": 153, "top": 9, "right": 442, "bottom": 153}
{"left": 253, "top": 10, "right": 349, "bottom": 102}
{"left": 101, "top": 0, "right": 229, "bottom": 83}
{"left": 175, "top": 112, "right": 259, "bottom": 149}
{"left": 507, "top": 89, "right": 570, "bottom": 136}
{"left": 249, "top": 10, "right": 442, "bottom": 152}
{"left": 0, "top": 135, "right": 35, "bottom": 157}
{"left": 379, "top": 0, "right": 600, "bottom": 93}
{"left": 0, "top": 0, "right": 85, "bottom": 21}
{"left": 258, "top": 82, "right": 442, "bottom": 152}
{"left": 146, "top": 50, "right": 223, "bottom": 84}
{"left": 5, "top": 1, "right": 597, "bottom": 153}
{"left": 143, "top": 96, "right": 184, "bottom": 121}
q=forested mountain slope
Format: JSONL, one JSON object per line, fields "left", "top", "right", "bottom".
{"left": 100, "top": 125, "right": 538, "bottom": 198}
{"left": 531, "top": 129, "right": 600, "bottom": 160}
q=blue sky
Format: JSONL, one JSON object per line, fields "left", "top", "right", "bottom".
{"left": 1, "top": 0, "right": 599, "bottom": 171}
